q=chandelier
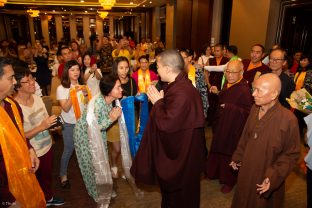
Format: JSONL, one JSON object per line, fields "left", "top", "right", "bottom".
{"left": 27, "top": 9, "right": 40, "bottom": 17}
{"left": 99, "top": 0, "right": 116, "bottom": 10}
{"left": 0, "top": 0, "right": 7, "bottom": 7}
{"left": 98, "top": 11, "right": 109, "bottom": 19}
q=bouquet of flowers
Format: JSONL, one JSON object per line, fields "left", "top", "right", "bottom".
{"left": 287, "top": 88, "right": 312, "bottom": 114}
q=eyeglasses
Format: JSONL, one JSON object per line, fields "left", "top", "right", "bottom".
{"left": 20, "top": 76, "right": 36, "bottom": 84}
{"left": 269, "top": 58, "right": 284, "bottom": 63}
{"left": 225, "top": 70, "right": 241, "bottom": 75}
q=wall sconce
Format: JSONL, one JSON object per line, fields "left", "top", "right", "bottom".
{"left": 27, "top": 9, "right": 40, "bottom": 18}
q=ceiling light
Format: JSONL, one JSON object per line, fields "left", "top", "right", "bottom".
{"left": 98, "top": 11, "right": 109, "bottom": 19}
{"left": 0, "top": 0, "right": 7, "bottom": 7}
{"left": 99, "top": 0, "right": 116, "bottom": 10}
{"left": 149, "top": 1, "right": 152, "bottom": 3}
{"left": 27, "top": 9, "right": 40, "bottom": 18}
{"left": 143, "top": 5, "right": 145, "bottom": 7}
{"left": 85, "top": 10, "right": 88, "bottom": 13}
{"left": 130, "top": 1, "right": 133, "bottom": 4}
{"left": 80, "top": 0, "right": 84, "bottom": 2}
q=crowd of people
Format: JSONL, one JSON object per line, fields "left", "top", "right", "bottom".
{"left": 0, "top": 33, "right": 311, "bottom": 208}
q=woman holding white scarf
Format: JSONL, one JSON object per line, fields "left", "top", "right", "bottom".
{"left": 73, "top": 75, "right": 123, "bottom": 207}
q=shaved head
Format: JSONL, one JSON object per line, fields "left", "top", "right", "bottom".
{"left": 225, "top": 60, "right": 243, "bottom": 84}
{"left": 227, "top": 60, "right": 244, "bottom": 72}
{"left": 252, "top": 73, "right": 281, "bottom": 108}
{"left": 257, "top": 73, "right": 281, "bottom": 94}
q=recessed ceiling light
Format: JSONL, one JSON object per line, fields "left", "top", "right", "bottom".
{"left": 80, "top": 0, "right": 84, "bottom": 2}
{"left": 130, "top": 1, "right": 133, "bottom": 4}
{"left": 149, "top": 1, "right": 152, "bottom": 3}
{"left": 44, "top": 12, "right": 47, "bottom": 15}
{"left": 64, "top": 9, "right": 67, "bottom": 11}
{"left": 143, "top": 5, "right": 145, "bottom": 7}
{"left": 85, "top": 11, "right": 88, "bottom": 13}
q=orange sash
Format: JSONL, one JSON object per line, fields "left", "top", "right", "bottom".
{"left": 0, "top": 98, "right": 45, "bottom": 208}
{"left": 294, "top": 71, "right": 306, "bottom": 90}
{"left": 70, "top": 85, "right": 92, "bottom": 120}
{"left": 188, "top": 64, "right": 196, "bottom": 87}
{"left": 138, "top": 69, "right": 151, "bottom": 93}
{"left": 247, "top": 62, "right": 262, "bottom": 71}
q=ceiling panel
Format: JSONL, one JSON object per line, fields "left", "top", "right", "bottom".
{"left": 5, "top": 0, "right": 166, "bottom": 8}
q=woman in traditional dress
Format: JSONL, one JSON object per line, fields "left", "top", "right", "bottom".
{"left": 73, "top": 75, "right": 123, "bottom": 206}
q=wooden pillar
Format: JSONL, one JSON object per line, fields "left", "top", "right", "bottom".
{"left": 134, "top": 16, "right": 140, "bottom": 43}
{"left": 96, "top": 16, "right": 103, "bottom": 38}
{"left": 211, "top": 0, "right": 223, "bottom": 46}
{"left": 82, "top": 16, "right": 90, "bottom": 47}
{"left": 141, "top": 13, "right": 146, "bottom": 40}
{"left": 28, "top": 16, "right": 36, "bottom": 46}
{"left": 165, "top": 3, "right": 175, "bottom": 48}
{"left": 109, "top": 15, "right": 114, "bottom": 37}
{"left": 4, "top": 16, "right": 12, "bottom": 41}
{"left": 41, "top": 15, "right": 50, "bottom": 47}
{"left": 0, "top": 15, "right": 6, "bottom": 41}
{"left": 55, "top": 15, "right": 63, "bottom": 43}
{"left": 152, "top": 6, "right": 160, "bottom": 42}
{"left": 69, "top": 15, "right": 77, "bottom": 41}
{"left": 120, "top": 20, "right": 124, "bottom": 36}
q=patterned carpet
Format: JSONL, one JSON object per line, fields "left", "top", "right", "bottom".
{"left": 50, "top": 126, "right": 307, "bottom": 208}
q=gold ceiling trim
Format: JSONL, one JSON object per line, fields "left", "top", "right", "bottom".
{"left": 6, "top": 0, "right": 138, "bottom": 7}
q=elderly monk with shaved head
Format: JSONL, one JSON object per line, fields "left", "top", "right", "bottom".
{"left": 206, "top": 60, "right": 253, "bottom": 194}
{"left": 230, "top": 73, "right": 301, "bottom": 208}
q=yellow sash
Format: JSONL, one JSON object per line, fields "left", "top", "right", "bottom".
{"left": 227, "top": 77, "right": 243, "bottom": 89}
{"left": 188, "top": 64, "right": 196, "bottom": 87}
{"left": 0, "top": 98, "right": 45, "bottom": 208}
{"left": 70, "top": 85, "right": 92, "bottom": 120}
{"left": 138, "top": 69, "right": 151, "bottom": 93}
{"left": 294, "top": 71, "right": 306, "bottom": 90}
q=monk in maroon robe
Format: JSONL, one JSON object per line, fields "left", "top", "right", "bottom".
{"left": 207, "top": 44, "right": 229, "bottom": 127}
{"left": 130, "top": 49, "right": 206, "bottom": 208}
{"left": 206, "top": 60, "right": 253, "bottom": 193}
{"left": 230, "top": 73, "right": 301, "bottom": 208}
{"left": 242, "top": 44, "right": 270, "bottom": 87}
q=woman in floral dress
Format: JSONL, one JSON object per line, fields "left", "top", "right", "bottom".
{"left": 73, "top": 74, "right": 122, "bottom": 207}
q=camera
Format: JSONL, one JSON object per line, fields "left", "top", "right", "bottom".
{"left": 49, "top": 116, "right": 64, "bottom": 129}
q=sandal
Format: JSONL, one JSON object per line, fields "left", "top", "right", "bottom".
{"left": 111, "top": 167, "right": 118, "bottom": 179}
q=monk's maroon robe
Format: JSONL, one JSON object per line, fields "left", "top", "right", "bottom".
{"left": 206, "top": 79, "right": 253, "bottom": 187}
{"left": 242, "top": 59, "right": 270, "bottom": 87}
{"left": 231, "top": 103, "right": 301, "bottom": 208}
{"left": 207, "top": 57, "right": 229, "bottom": 127}
{"left": 130, "top": 72, "right": 206, "bottom": 208}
